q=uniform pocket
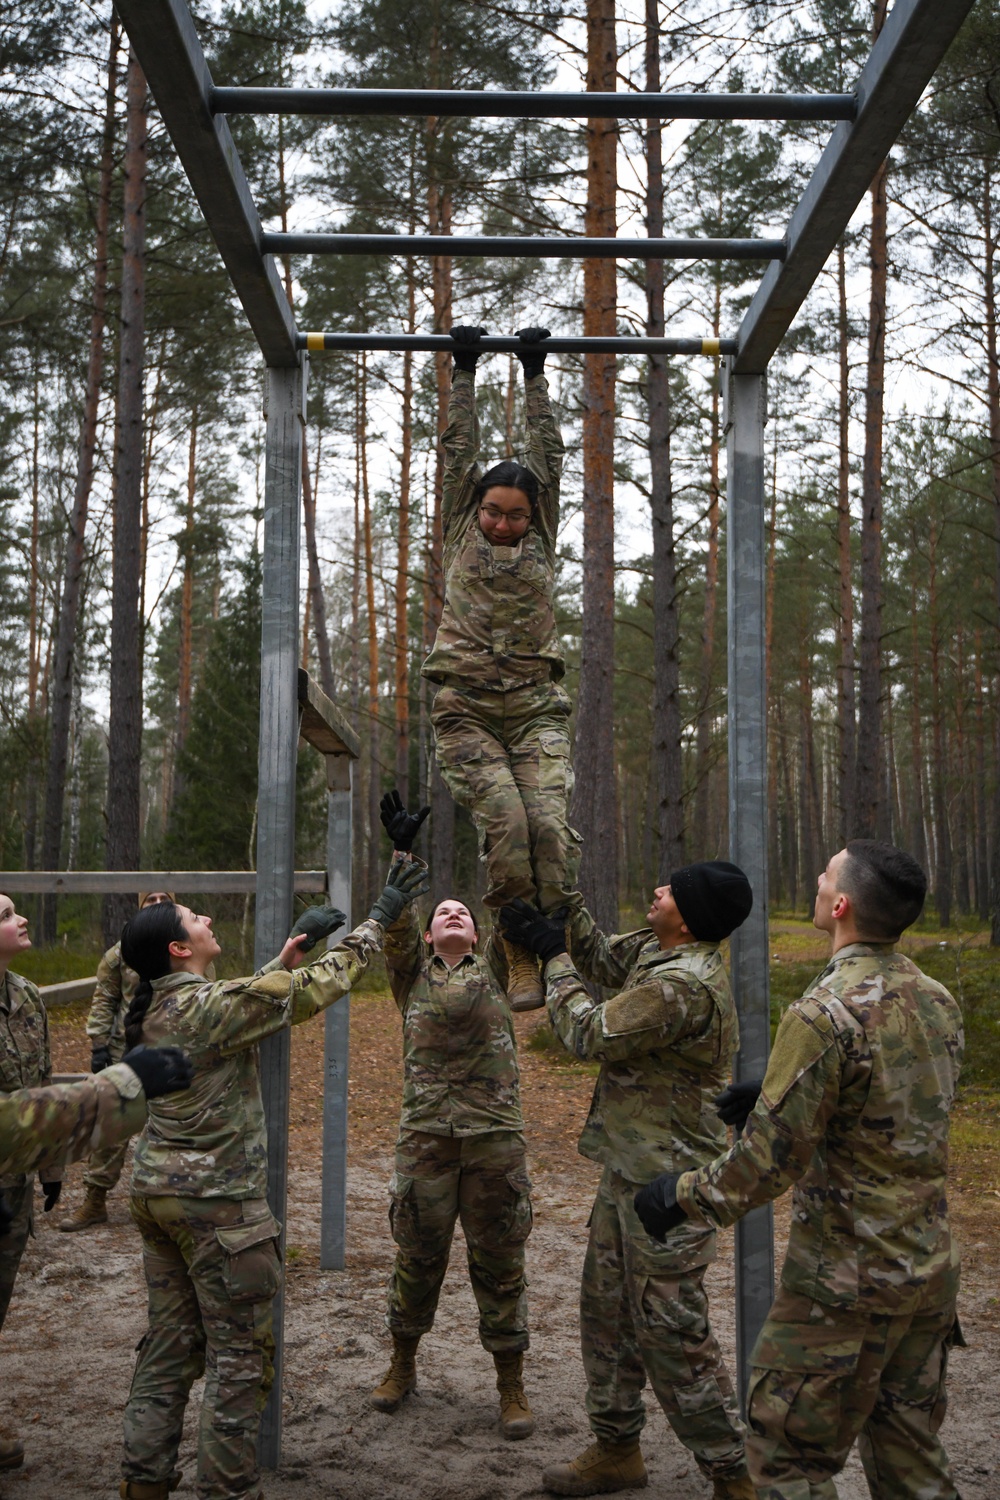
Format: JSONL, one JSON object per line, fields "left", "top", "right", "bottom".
{"left": 503, "top": 1167, "right": 534, "bottom": 1246}
{"left": 388, "top": 1172, "right": 419, "bottom": 1252}
{"left": 537, "top": 731, "right": 572, "bottom": 795}
{"left": 215, "top": 1210, "right": 282, "bottom": 1304}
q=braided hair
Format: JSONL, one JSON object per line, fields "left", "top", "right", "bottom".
{"left": 121, "top": 901, "right": 187, "bottom": 1049}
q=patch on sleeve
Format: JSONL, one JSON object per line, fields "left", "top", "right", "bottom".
{"left": 248, "top": 971, "right": 293, "bottom": 1001}
{"left": 761, "top": 1003, "right": 838, "bottom": 1106}
{"left": 602, "top": 981, "right": 673, "bottom": 1038}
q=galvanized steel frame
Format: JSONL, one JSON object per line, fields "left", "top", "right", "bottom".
{"left": 112, "top": 0, "right": 977, "bottom": 1461}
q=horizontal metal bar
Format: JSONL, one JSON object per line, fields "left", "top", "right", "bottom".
{"left": 299, "top": 332, "right": 737, "bottom": 356}
{"left": 264, "top": 232, "right": 785, "bottom": 262}
{"left": 213, "top": 86, "right": 856, "bottom": 123}
{"left": 734, "top": 0, "right": 977, "bottom": 372}
{"left": 0, "top": 871, "right": 327, "bottom": 895}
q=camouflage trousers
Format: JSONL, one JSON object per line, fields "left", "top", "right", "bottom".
{"left": 124, "top": 1195, "right": 281, "bottom": 1500}
{"left": 747, "top": 1287, "right": 963, "bottom": 1500}
{"left": 84, "top": 1035, "right": 128, "bottom": 1193}
{"left": 582, "top": 1167, "right": 747, "bottom": 1481}
{"left": 0, "top": 1176, "right": 33, "bottom": 1332}
{"left": 431, "top": 681, "right": 582, "bottom": 914}
{"left": 387, "top": 1129, "right": 532, "bottom": 1353}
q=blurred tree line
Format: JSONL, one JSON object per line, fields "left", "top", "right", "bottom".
{"left": 1, "top": 0, "right": 999, "bottom": 945}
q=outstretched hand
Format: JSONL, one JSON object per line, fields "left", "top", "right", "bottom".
{"left": 287, "top": 905, "right": 348, "bottom": 956}
{"left": 633, "top": 1172, "right": 688, "bottom": 1241}
{"left": 451, "top": 324, "right": 488, "bottom": 373}
{"left": 368, "top": 857, "right": 431, "bottom": 928}
{"left": 499, "top": 898, "right": 568, "bottom": 964}
{"left": 379, "top": 790, "right": 430, "bottom": 853}
{"left": 713, "top": 1079, "right": 762, "bottom": 1131}
{"left": 122, "top": 1045, "right": 195, "bottom": 1100}
{"left": 514, "top": 324, "right": 550, "bottom": 379}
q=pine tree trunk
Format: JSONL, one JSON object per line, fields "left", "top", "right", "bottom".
{"left": 103, "top": 46, "right": 147, "bottom": 951}
{"left": 301, "top": 440, "right": 335, "bottom": 698}
{"left": 975, "top": 626, "right": 990, "bottom": 919}
{"left": 982, "top": 163, "right": 1000, "bottom": 943}
{"left": 694, "top": 284, "right": 723, "bottom": 845}
{"left": 571, "top": 0, "right": 619, "bottom": 929}
{"left": 908, "top": 580, "right": 928, "bottom": 868}
{"left": 929, "top": 520, "right": 951, "bottom": 927}
{"left": 395, "top": 262, "right": 416, "bottom": 796}
{"left": 645, "top": 0, "right": 682, "bottom": 876}
{"left": 854, "top": 0, "right": 889, "bottom": 841}
{"left": 351, "top": 371, "right": 364, "bottom": 921}
{"left": 766, "top": 465, "right": 780, "bottom": 904}
{"left": 836, "top": 240, "right": 857, "bottom": 842}
{"left": 41, "top": 14, "right": 119, "bottom": 941}
{"left": 360, "top": 355, "right": 381, "bottom": 906}
{"left": 170, "top": 407, "right": 197, "bottom": 820}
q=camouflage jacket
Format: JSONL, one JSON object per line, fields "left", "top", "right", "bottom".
{"left": 549, "top": 910, "right": 739, "bottom": 1193}
{"left": 0, "top": 1066, "right": 146, "bottom": 1181}
{"left": 676, "top": 942, "right": 965, "bottom": 1313}
{"left": 422, "top": 369, "right": 566, "bottom": 692}
{"left": 384, "top": 902, "right": 522, "bottom": 1137}
{"left": 132, "top": 919, "right": 384, "bottom": 1198}
{"left": 86, "top": 942, "right": 214, "bottom": 1050}
{"left": 86, "top": 940, "right": 138, "bottom": 1047}
{"left": 0, "top": 971, "right": 54, "bottom": 1187}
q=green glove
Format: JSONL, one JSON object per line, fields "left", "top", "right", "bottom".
{"left": 514, "top": 324, "right": 550, "bottom": 379}
{"left": 368, "top": 860, "right": 430, "bottom": 927}
{"left": 288, "top": 905, "right": 348, "bottom": 952}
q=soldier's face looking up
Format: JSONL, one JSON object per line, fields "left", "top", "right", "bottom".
{"left": 647, "top": 884, "right": 690, "bottom": 948}
{"left": 813, "top": 848, "right": 851, "bottom": 935}
{"left": 478, "top": 486, "right": 533, "bottom": 545}
{"left": 425, "top": 899, "right": 478, "bottom": 958}
{"left": 0, "top": 895, "right": 31, "bottom": 965}
{"left": 167, "top": 904, "right": 222, "bottom": 973}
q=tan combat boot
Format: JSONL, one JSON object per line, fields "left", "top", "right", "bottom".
{"left": 0, "top": 1429, "right": 24, "bottom": 1470}
{"left": 502, "top": 937, "right": 544, "bottom": 1011}
{"left": 711, "top": 1474, "right": 758, "bottom": 1499}
{"left": 542, "top": 1438, "right": 647, "bottom": 1496}
{"left": 370, "top": 1334, "right": 419, "bottom": 1412}
{"left": 494, "top": 1351, "right": 535, "bottom": 1439}
{"left": 59, "top": 1185, "right": 108, "bottom": 1232}
{"left": 119, "top": 1476, "right": 181, "bottom": 1499}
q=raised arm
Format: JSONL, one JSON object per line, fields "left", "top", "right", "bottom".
{"left": 441, "top": 327, "right": 487, "bottom": 540}
{"left": 565, "top": 905, "right": 650, "bottom": 990}
{"left": 544, "top": 952, "right": 715, "bottom": 1065}
{"left": 515, "top": 327, "right": 564, "bottom": 551}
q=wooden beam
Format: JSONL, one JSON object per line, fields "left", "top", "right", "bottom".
{"left": 39, "top": 978, "right": 97, "bottom": 1006}
{"left": 297, "top": 669, "right": 360, "bottom": 760}
{"left": 0, "top": 872, "right": 327, "bottom": 895}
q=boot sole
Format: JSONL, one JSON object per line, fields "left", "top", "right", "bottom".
{"left": 58, "top": 1218, "right": 108, "bottom": 1232}
{"left": 542, "top": 1470, "right": 647, "bottom": 1497}
{"left": 508, "top": 995, "right": 545, "bottom": 1012}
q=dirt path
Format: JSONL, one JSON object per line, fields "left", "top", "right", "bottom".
{"left": 1, "top": 994, "right": 996, "bottom": 1498}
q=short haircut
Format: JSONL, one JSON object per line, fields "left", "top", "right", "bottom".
{"left": 841, "top": 840, "right": 927, "bottom": 940}
{"left": 476, "top": 461, "right": 538, "bottom": 510}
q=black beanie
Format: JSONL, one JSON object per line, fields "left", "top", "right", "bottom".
{"left": 668, "top": 861, "right": 753, "bottom": 942}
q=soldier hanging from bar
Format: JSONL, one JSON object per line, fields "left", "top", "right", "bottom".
{"left": 421, "top": 323, "right": 580, "bottom": 1012}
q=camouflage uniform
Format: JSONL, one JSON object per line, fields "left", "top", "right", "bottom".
{"left": 122, "top": 919, "right": 385, "bottom": 1500}
{"left": 81, "top": 940, "right": 136, "bottom": 1192}
{"left": 0, "top": 971, "right": 57, "bottom": 1330}
{"left": 383, "top": 901, "right": 532, "bottom": 1352}
{"left": 0, "top": 1066, "right": 147, "bottom": 1179}
{"left": 422, "top": 369, "right": 580, "bottom": 916}
{"left": 544, "top": 909, "right": 748, "bottom": 1483}
{"left": 676, "top": 942, "right": 965, "bottom": 1500}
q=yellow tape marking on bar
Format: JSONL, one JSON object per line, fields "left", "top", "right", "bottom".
{"left": 306, "top": 332, "right": 325, "bottom": 352}
{"left": 701, "top": 339, "right": 721, "bottom": 356}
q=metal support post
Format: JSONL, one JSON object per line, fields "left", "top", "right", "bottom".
{"left": 255, "top": 359, "right": 305, "bottom": 1469}
{"left": 321, "top": 754, "right": 353, "bottom": 1270}
{"left": 724, "top": 363, "right": 775, "bottom": 1407}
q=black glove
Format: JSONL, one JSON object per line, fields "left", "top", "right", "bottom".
{"left": 499, "top": 898, "right": 568, "bottom": 965}
{"left": 450, "top": 324, "right": 488, "bottom": 373}
{"left": 514, "top": 324, "right": 550, "bottom": 379}
{"left": 633, "top": 1172, "right": 688, "bottom": 1241}
{"left": 288, "top": 904, "right": 347, "bottom": 953}
{"left": 121, "top": 1045, "right": 195, "bottom": 1100}
{"left": 41, "top": 1181, "right": 62, "bottom": 1212}
{"left": 713, "top": 1078, "right": 762, "bottom": 1131}
{"left": 90, "top": 1044, "right": 113, "bottom": 1074}
{"left": 368, "top": 858, "right": 430, "bottom": 927}
{"left": 0, "top": 1191, "right": 12, "bottom": 1239}
{"left": 379, "top": 790, "right": 431, "bottom": 853}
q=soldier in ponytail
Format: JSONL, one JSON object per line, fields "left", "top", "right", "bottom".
{"left": 120, "top": 903, "right": 187, "bottom": 1050}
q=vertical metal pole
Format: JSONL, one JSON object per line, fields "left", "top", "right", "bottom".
{"left": 724, "top": 362, "right": 775, "bottom": 1407}
{"left": 321, "top": 754, "right": 353, "bottom": 1270}
{"left": 255, "top": 360, "right": 305, "bottom": 1469}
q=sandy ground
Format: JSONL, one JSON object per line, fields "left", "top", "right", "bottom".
{"left": 1, "top": 993, "right": 998, "bottom": 1499}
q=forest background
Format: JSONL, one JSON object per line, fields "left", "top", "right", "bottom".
{"left": 3, "top": 0, "right": 1000, "bottom": 967}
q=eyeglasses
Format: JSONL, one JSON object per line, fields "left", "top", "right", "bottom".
{"left": 479, "top": 503, "right": 531, "bottom": 526}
